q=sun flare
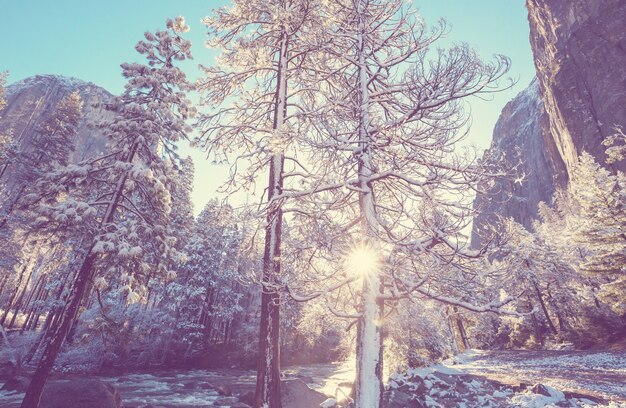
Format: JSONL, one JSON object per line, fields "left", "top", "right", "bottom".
{"left": 345, "top": 243, "right": 381, "bottom": 277}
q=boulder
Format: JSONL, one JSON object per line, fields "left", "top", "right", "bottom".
{"left": 383, "top": 390, "right": 426, "bottom": 408}
{"left": 320, "top": 398, "right": 337, "bottom": 408}
{"left": 40, "top": 379, "right": 122, "bottom": 408}
{"left": 530, "top": 383, "right": 552, "bottom": 397}
{"left": 213, "top": 396, "right": 239, "bottom": 406}
{"left": 2, "top": 375, "right": 30, "bottom": 392}
{"left": 281, "top": 379, "right": 329, "bottom": 408}
{"left": 217, "top": 384, "right": 233, "bottom": 396}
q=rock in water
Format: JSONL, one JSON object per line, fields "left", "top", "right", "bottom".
{"left": 281, "top": 379, "right": 329, "bottom": 408}
{"left": 40, "top": 379, "right": 122, "bottom": 408}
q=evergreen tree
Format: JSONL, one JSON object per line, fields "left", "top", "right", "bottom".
{"left": 568, "top": 152, "right": 626, "bottom": 314}
{"left": 20, "top": 17, "right": 193, "bottom": 408}
{"left": 198, "top": 2, "right": 330, "bottom": 405}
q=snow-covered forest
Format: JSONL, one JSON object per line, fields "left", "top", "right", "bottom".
{"left": 0, "top": 1, "right": 624, "bottom": 408}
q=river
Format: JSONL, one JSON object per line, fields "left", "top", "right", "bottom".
{"left": 0, "top": 360, "right": 355, "bottom": 407}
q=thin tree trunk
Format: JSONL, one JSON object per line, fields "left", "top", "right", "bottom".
{"left": 253, "top": 16, "right": 289, "bottom": 408}
{"left": 531, "top": 279, "right": 558, "bottom": 335}
{"left": 8, "top": 264, "right": 36, "bottom": 329}
{"left": 445, "top": 307, "right": 460, "bottom": 354}
{"left": 0, "top": 263, "right": 28, "bottom": 326}
{"left": 21, "top": 276, "right": 45, "bottom": 331}
{"left": 456, "top": 316, "right": 471, "bottom": 350}
{"left": 0, "top": 274, "right": 9, "bottom": 299}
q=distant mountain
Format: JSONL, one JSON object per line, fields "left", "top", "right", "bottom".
{"left": 1, "top": 74, "right": 113, "bottom": 168}
{"left": 471, "top": 79, "right": 565, "bottom": 246}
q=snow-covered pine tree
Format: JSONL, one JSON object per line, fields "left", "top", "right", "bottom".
{"left": 169, "top": 200, "right": 244, "bottom": 352}
{"left": 567, "top": 152, "right": 626, "bottom": 314}
{"left": 198, "top": 2, "right": 332, "bottom": 405}
{"left": 603, "top": 127, "right": 626, "bottom": 164}
{"left": 19, "top": 17, "right": 193, "bottom": 408}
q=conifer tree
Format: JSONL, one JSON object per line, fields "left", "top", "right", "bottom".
{"left": 20, "top": 17, "right": 193, "bottom": 408}
{"left": 198, "top": 2, "right": 329, "bottom": 405}
{"left": 568, "top": 153, "right": 626, "bottom": 314}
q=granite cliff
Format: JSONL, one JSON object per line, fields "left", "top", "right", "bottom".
{"left": 471, "top": 79, "right": 561, "bottom": 245}
{"left": 473, "top": 0, "right": 626, "bottom": 244}
{"left": 527, "top": 0, "right": 626, "bottom": 175}
{"left": 0, "top": 74, "right": 113, "bottom": 167}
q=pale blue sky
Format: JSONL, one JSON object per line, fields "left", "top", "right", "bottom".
{"left": 0, "top": 0, "right": 536, "bottom": 213}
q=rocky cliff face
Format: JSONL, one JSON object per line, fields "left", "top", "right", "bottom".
{"left": 473, "top": 0, "right": 626, "bottom": 245}
{"left": 471, "top": 79, "right": 563, "bottom": 246}
{"left": 526, "top": 0, "right": 626, "bottom": 174}
{"left": 1, "top": 74, "right": 113, "bottom": 166}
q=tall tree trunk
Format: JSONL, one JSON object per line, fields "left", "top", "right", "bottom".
{"left": 0, "top": 274, "right": 9, "bottom": 299}
{"left": 22, "top": 276, "right": 45, "bottom": 331}
{"left": 531, "top": 279, "right": 558, "bottom": 335}
{"left": 18, "top": 275, "right": 45, "bottom": 331}
{"left": 254, "top": 25, "right": 289, "bottom": 408}
{"left": 445, "top": 307, "right": 460, "bottom": 354}
{"left": 456, "top": 316, "right": 471, "bottom": 350}
{"left": 0, "top": 263, "right": 28, "bottom": 326}
{"left": 20, "top": 141, "right": 139, "bottom": 408}
{"left": 8, "top": 263, "right": 37, "bottom": 329}
{"left": 354, "top": 4, "right": 384, "bottom": 405}
{"left": 19, "top": 250, "right": 98, "bottom": 408}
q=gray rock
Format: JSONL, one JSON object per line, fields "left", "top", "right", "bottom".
{"left": 213, "top": 396, "right": 239, "bottom": 406}
{"left": 530, "top": 383, "right": 553, "bottom": 397}
{"left": 471, "top": 79, "right": 563, "bottom": 246}
{"left": 383, "top": 389, "right": 425, "bottom": 408}
{"left": 473, "top": 0, "right": 626, "bottom": 245}
{"left": 217, "top": 384, "right": 233, "bottom": 396}
{"left": 281, "top": 379, "right": 329, "bottom": 408}
{"left": 527, "top": 0, "right": 626, "bottom": 175}
{"left": 40, "top": 379, "right": 122, "bottom": 408}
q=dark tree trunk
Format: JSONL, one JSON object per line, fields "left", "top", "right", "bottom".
{"left": 8, "top": 267, "right": 36, "bottom": 329}
{"left": 20, "top": 250, "right": 97, "bottom": 408}
{"left": 20, "top": 141, "right": 138, "bottom": 408}
{"left": 532, "top": 280, "right": 558, "bottom": 335}
{"left": 0, "top": 263, "right": 28, "bottom": 326}
{"left": 253, "top": 24, "right": 289, "bottom": 408}
{"left": 21, "top": 277, "right": 45, "bottom": 332}
{"left": 0, "top": 274, "right": 9, "bottom": 299}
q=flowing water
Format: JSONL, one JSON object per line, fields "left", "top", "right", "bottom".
{"left": 0, "top": 361, "right": 355, "bottom": 407}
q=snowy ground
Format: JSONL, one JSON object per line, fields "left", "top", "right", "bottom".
{"left": 447, "top": 349, "right": 626, "bottom": 403}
